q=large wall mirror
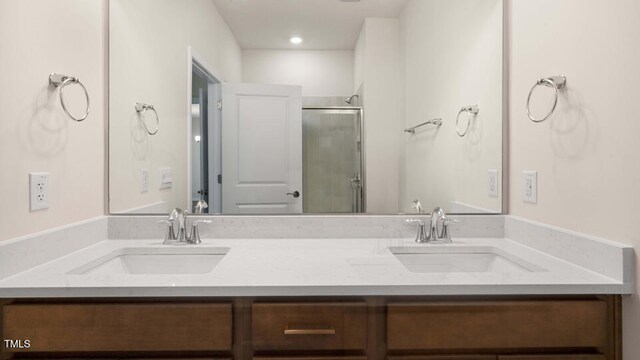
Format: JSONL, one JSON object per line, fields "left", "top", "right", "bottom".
{"left": 109, "top": 0, "right": 504, "bottom": 215}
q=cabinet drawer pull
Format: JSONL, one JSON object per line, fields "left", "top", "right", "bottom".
{"left": 284, "top": 325, "right": 336, "bottom": 335}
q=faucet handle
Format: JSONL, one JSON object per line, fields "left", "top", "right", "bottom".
{"left": 439, "top": 217, "right": 459, "bottom": 243}
{"left": 158, "top": 219, "right": 178, "bottom": 244}
{"left": 188, "top": 220, "right": 211, "bottom": 244}
{"left": 406, "top": 218, "right": 428, "bottom": 243}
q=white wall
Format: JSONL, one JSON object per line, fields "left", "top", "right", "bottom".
{"left": 0, "top": 0, "right": 105, "bottom": 241}
{"left": 399, "top": 0, "right": 503, "bottom": 214}
{"left": 355, "top": 19, "right": 403, "bottom": 213}
{"left": 109, "top": 0, "right": 242, "bottom": 213}
{"left": 508, "top": 0, "right": 640, "bottom": 357}
{"left": 353, "top": 25, "right": 366, "bottom": 92}
{"left": 242, "top": 50, "right": 354, "bottom": 97}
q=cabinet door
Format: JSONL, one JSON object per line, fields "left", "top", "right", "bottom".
{"left": 498, "top": 356, "right": 605, "bottom": 360}
{"left": 387, "top": 300, "right": 607, "bottom": 351}
{"left": 3, "top": 303, "right": 232, "bottom": 352}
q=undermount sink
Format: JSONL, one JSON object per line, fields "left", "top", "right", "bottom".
{"left": 68, "top": 247, "right": 230, "bottom": 275}
{"left": 389, "top": 246, "right": 544, "bottom": 273}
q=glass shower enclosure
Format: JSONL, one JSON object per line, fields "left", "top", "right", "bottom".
{"left": 302, "top": 108, "right": 364, "bottom": 214}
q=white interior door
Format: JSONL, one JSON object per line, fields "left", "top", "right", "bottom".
{"left": 221, "top": 83, "right": 302, "bottom": 214}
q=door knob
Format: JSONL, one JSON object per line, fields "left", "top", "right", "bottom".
{"left": 287, "top": 191, "right": 300, "bottom": 198}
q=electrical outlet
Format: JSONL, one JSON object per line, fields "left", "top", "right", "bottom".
{"left": 140, "top": 169, "right": 149, "bottom": 193}
{"left": 29, "top": 172, "right": 50, "bottom": 211}
{"left": 523, "top": 171, "right": 538, "bottom": 204}
{"left": 488, "top": 170, "right": 499, "bottom": 197}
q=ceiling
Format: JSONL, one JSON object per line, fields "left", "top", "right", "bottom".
{"left": 212, "top": 0, "right": 410, "bottom": 50}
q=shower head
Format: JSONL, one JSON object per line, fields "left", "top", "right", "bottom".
{"left": 345, "top": 94, "right": 359, "bottom": 104}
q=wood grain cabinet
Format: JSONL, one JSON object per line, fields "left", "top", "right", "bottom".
{"left": 387, "top": 300, "right": 608, "bottom": 351}
{"left": 2, "top": 302, "right": 232, "bottom": 353}
{"left": 0, "top": 297, "right": 620, "bottom": 360}
{"left": 497, "top": 356, "right": 606, "bottom": 360}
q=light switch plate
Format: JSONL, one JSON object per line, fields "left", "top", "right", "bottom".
{"left": 29, "top": 172, "right": 50, "bottom": 211}
{"left": 140, "top": 169, "right": 149, "bottom": 193}
{"left": 488, "top": 170, "right": 499, "bottom": 197}
{"left": 159, "top": 167, "right": 173, "bottom": 189}
{"left": 523, "top": 171, "right": 538, "bottom": 204}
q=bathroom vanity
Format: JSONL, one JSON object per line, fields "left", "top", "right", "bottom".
{"left": 0, "top": 215, "right": 631, "bottom": 360}
{"left": 1, "top": 296, "right": 620, "bottom": 360}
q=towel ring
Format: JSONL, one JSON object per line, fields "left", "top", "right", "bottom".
{"left": 49, "top": 73, "right": 90, "bottom": 122}
{"left": 136, "top": 103, "right": 159, "bottom": 135}
{"left": 526, "top": 75, "right": 566, "bottom": 123}
{"left": 456, "top": 105, "right": 479, "bottom": 137}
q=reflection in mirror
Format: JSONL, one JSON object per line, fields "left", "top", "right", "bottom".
{"left": 109, "top": 0, "right": 503, "bottom": 215}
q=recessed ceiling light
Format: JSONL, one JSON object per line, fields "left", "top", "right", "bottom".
{"left": 290, "top": 36, "right": 303, "bottom": 45}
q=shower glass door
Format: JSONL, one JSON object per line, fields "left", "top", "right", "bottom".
{"left": 302, "top": 108, "right": 364, "bottom": 213}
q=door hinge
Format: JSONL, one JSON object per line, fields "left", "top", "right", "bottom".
{"left": 217, "top": 99, "right": 222, "bottom": 110}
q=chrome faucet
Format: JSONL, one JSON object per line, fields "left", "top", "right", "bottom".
{"left": 172, "top": 208, "right": 188, "bottom": 242}
{"left": 428, "top": 207, "right": 445, "bottom": 241}
{"left": 159, "top": 208, "right": 210, "bottom": 245}
{"left": 194, "top": 199, "right": 208, "bottom": 214}
{"left": 406, "top": 207, "right": 456, "bottom": 243}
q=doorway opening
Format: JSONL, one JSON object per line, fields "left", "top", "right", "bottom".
{"left": 188, "top": 47, "right": 222, "bottom": 214}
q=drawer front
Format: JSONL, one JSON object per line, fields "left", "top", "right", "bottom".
{"left": 255, "top": 357, "right": 367, "bottom": 360}
{"left": 252, "top": 302, "right": 367, "bottom": 351}
{"left": 498, "top": 356, "right": 605, "bottom": 360}
{"left": 389, "top": 356, "right": 497, "bottom": 360}
{"left": 3, "top": 303, "right": 232, "bottom": 352}
{"left": 387, "top": 300, "right": 608, "bottom": 350}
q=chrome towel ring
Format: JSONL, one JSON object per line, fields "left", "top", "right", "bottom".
{"left": 49, "top": 73, "right": 90, "bottom": 122}
{"left": 135, "top": 103, "right": 159, "bottom": 135}
{"left": 456, "top": 105, "right": 479, "bottom": 137}
{"left": 527, "top": 75, "right": 566, "bottom": 123}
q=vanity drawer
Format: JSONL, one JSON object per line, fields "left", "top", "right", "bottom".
{"left": 387, "top": 300, "right": 608, "bottom": 350}
{"left": 389, "top": 356, "right": 496, "bottom": 360}
{"left": 252, "top": 302, "right": 367, "bottom": 351}
{"left": 498, "top": 356, "right": 605, "bottom": 360}
{"left": 254, "top": 357, "right": 367, "bottom": 360}
{"left": 2, "top": 303, "right": 232, "bottom": 352}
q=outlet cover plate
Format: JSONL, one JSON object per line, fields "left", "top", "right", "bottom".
{"left": 140, "top": 169, "right": 149, "bottom": 193}
{"left": 488, "top": 169, "right": 499, "bottom": 197}
{"left": 523, "top": 171, "right": 538, "bottom": 204}
{"left": 29, "top": 172, "right": 50, "bottom": 211}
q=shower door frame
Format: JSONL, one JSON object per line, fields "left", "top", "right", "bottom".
{"left": 302, "top": 106, "right": 366, "bottom": 214}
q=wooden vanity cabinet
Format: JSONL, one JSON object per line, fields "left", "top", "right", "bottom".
{"left": 2, "top": 302, "right": 233, "bottom": 353}
{"left": 498, "top": 356, "right": 606, "bottom": 360}
{"left": 386, "top": 300, "right": 608, "bottom": 350}
{"left": 385, "top": 297, "right": 620, "bottom": 360}
{"left": 0, "top": 296, "right": 621, "bottom": 360}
